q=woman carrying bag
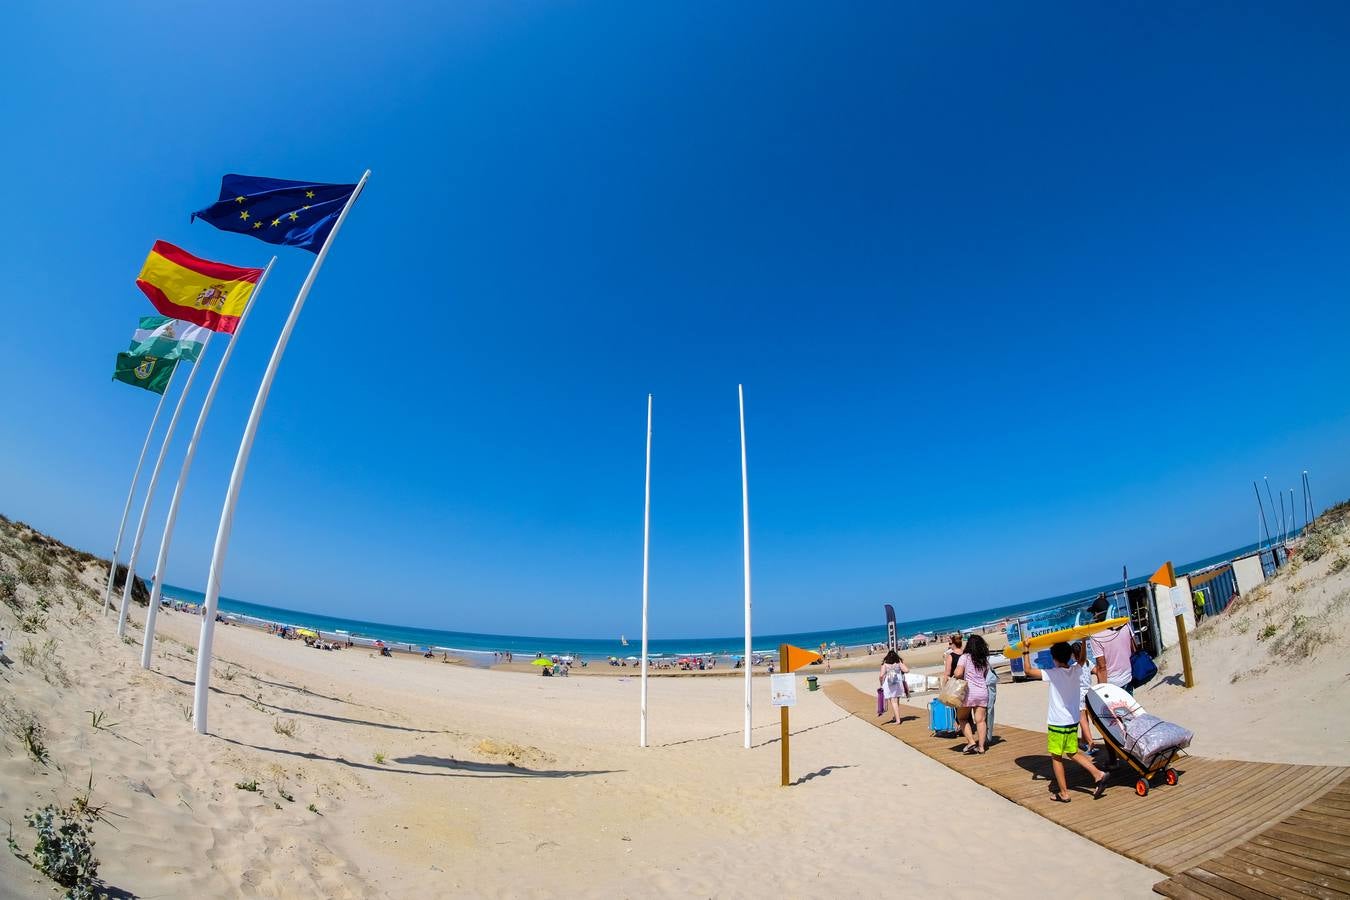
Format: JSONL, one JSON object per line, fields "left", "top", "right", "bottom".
{"left": 952, "top": 634, "right": 992, "bottom": 754}
{"left": 878, "top": 650, "right": 910, "bottom": 725}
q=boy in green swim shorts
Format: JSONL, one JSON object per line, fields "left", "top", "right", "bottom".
{"left": 1021, "top": 641, "right": 1108, "bottom": 803}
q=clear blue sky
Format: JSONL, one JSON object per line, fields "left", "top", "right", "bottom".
{"left": 2, "top": 2, "right": 1348, "bottom": 638}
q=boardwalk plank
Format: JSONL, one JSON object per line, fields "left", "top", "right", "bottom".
{"left": 1203, "top": 856, "right": 1344, "bottom": 900}
{"left": 1185, "top": 866, "right": 1280, "bottom": 900}
{"left": 1247, "top": 834, "right": 1350, "bottom": 875}
{"left": 1237, "top": 842, "right": 1350, "bottom": 887}
{"left": 1226, "top": 847, "right": 1350, "bottom": 896}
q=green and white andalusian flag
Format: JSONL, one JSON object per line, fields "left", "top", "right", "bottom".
{"left": 127, "top": 316, "right": 208, "bottom": 362}
{"left": 112, "top": 352, "right": 178, "bottom": 395}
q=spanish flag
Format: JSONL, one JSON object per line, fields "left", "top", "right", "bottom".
{"left": 135, "top": 241, "right": 264, "bottom": 334}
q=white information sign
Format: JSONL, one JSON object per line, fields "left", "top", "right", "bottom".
{"left": 770, "top": 673, "right": 797, "bottom": 708}
{"left": 1169, "top": 585, "right": 1188, "bottom": 618}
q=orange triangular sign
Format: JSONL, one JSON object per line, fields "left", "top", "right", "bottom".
{"left": 782, "top": 644, "right": 822, "bottom": 673}
{"left": 1148, "top": 561, "right": 1176, "bottom": 588}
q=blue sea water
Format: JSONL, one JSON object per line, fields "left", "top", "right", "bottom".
{"left": 161, "top": 536, "right": 1284, "bottom": 662}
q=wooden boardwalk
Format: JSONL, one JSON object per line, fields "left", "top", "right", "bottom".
{"left": 1152, "top": 776, "right": 1350, "bottom": 899}
{"left": 824, "top": 681, "right": 1348, "bottom": 896}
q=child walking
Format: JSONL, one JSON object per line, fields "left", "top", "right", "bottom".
{"left": 1020, "top": 640, "right": 1108, "bottom": 803}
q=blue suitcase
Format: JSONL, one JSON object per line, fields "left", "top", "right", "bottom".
{"left": 929, "top": 698, "right": 956, "bottom": 735}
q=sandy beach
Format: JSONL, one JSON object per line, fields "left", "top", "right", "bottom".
{"left": 2, "top": 512, "right": 1347, "bottom": 898}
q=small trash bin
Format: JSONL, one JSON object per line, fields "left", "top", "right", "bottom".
{"left": 806, "top": 675, "right": 819, "bottom": 691}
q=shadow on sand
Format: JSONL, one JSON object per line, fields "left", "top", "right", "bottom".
{"left": 216, "top": 737, "right": 620, "bottom": 779}
{"left": 154, "top": 672, "right": 445, "bottom": 734}
{"left": 792, "top": 764, "right": 854, "bottom": 785}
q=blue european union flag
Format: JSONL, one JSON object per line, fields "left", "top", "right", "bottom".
{"left": 192, "top": 174, "right": 359, "bottom": 253}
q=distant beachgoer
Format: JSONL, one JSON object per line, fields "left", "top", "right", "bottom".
{"left": 1020, "top": 640, "right": 1108, "bottom": 803}
{"left": 942, "top": 633, "right": 963, "bottom": 686}
{"left": 878, "top": 650, "right": 909, "bottom": 724}
{"left": 1193, "top": 589, "right": 1206, "bottom": 620}
{"left": 953, "top": 634, "right": 990, "bottom": 753}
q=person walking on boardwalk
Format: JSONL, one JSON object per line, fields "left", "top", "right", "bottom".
{"left": 1021, "top": 640, "right": 1109, "bottom": 803}
{"left": 953, "top": 634, "right": 991, "bottom": 754}
{"left": 1088, "top": 594, "right": 1135, "bottom": 767}
{"left": 878, "top": 650, "right": 909, "bottom": 725}
{"left": 941, "top": 633, "right": 963, "bottom": 686}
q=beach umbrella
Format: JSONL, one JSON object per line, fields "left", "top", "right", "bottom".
{"left": 531, "top": 658, "right": 553, "bottom": 667}
{"left": 296, "top": 628, "right": 317, "bottom": 638}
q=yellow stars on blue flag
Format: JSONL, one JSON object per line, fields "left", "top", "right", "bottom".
{"left": 192, "top": 174, "right": 359, "bottom": 253}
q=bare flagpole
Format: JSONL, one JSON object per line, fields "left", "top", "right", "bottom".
{"left": 142, "top": 259, "right": 276, "bottom": 669}
{"left": 1264, "top": 477, "right": 1282, "bottom": 544}
{"left": 639, "top": 393, "right": 653, "bottom": 748}
{"left": 1253, "top": 481, "right": 1272, "bottom": 547}
{"left": 193, "top": 171, "right": 369, "bottom": 734}
{"left": 103, "top": 366, "right": 177, "bottom": 616}
{"left": 739, "top": 384, "right": 753, "bottom": 750}
{"left": 116, "top": 344, "right": 213, "bottom": 638}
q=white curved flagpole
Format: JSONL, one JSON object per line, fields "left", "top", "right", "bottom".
{"left": 117, "top": 341, "right": 212, "bottom": 639}
{"left": 142, "top": 258, "right": 275, "bottom": 669}
{"left": 103, "top": 366, "right": 177, "bottom": 616}
{"left": 639, "top": 393, "right": 652, "bottom": 748}
{"left": 194, "top": 171, "right": 369, "bottom": 734}
{"left": 739, "top": 384, "right": 752, "bottom": 749}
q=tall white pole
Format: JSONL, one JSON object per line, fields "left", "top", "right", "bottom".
{"left": 194, "top": 171, "right": 369, "bottom": 734}
{"left": 103, "top": 367, "right": 176, "bottom": 615}
{"left": 739, "top": 384, "right": 752, "bottom": 749}
{"left": 117, "top": 341, "right": 212, "bottom": 639}
{"left": 142, "top": 259, "right": 276, "bottom": 669}
{"left": 639, "top": 394, "right": 652, "bottom": 748}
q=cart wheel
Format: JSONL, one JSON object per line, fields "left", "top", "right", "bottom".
{"left": 1164, "top": 768, "right": 1179, "bottom": 786}
{"left": 1135, "top": 778, "right": 1149, "bottom": 797}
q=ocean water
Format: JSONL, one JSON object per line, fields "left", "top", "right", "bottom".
{"left": 160, "top": 535, "right": 1287, "bottom": 662}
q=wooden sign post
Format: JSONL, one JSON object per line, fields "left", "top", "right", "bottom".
{"left": 1150, "top": 560, "right": 1193, "bottom": 688}
{"left": 774, "top": 643, "right": 821, "bottom": 786}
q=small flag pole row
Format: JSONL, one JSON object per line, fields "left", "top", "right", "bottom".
{"left": 103, "top": 367, "right": 178, "bottom": 616}
{"left": 193, "top": 171, "right": 370, "bottom": 735}
{"left": 141, "top": 258, "right": 277, "bottom": 669}
{"left": 116, "top": 339, "right": 213, "bottom": 639}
